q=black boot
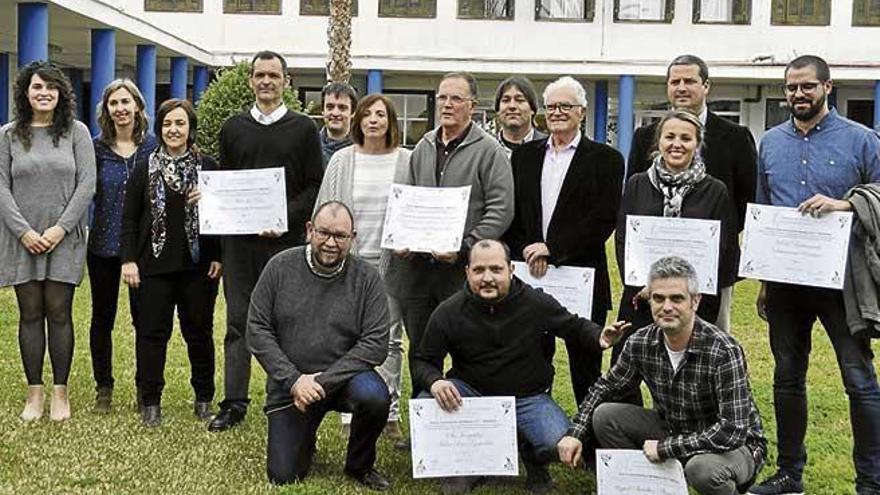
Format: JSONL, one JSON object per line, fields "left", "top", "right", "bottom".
{"left": 141, "top": 405, "right": 161, "bottom": 428}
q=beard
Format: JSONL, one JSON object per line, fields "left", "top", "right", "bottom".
{"left": 790, "top": 93, "right": 826, "bottom": 122}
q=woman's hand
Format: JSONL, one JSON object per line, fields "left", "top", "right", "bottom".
{"left": 121, "top": 262, "right": 141, "bottom": 288}
{"left": 207, "top": 261, "right": 223, "bottom": 280}
{"left": 20, "top": 230, "right": 50, "bottom": 255}
{"left": 186, "top": 189, "right": 202, "bottom": 206}
{"left": 41, "top": 226, "right": 66, "bottom": 252}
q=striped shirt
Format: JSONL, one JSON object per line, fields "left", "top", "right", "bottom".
{"left": 352, "top": 150, "right": 398, "bottom": 263}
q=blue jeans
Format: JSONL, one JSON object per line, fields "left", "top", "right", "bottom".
{"left": 421, "top": 379, "right": 570, "bottom": 467}
{"left": 766, "top": 283, "right": 880, "bottom": 492}
{"left": 265, "top": 370, "right": 390, "bottom": 484}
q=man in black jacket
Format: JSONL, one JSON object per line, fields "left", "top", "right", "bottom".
{"left": 626, "top": 54, "right": 757, "bottom": 332}
{"left": 414, "top": 239, "right": 627, "bottom": 494}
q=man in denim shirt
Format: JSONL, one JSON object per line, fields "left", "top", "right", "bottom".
{"left": 748, "top": 55, "right": 880, "bottom": 495}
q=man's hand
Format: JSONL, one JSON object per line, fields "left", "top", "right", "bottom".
{"left": 258, "top": 229, "right": 282, "bottom": 238}
{"left": 394, "top": 248, "right": 411, "bottom": 259}
{"left": 121, "top": 262, "right": 140, "bottom": 288}
{"left": 431, "top": 251, "right": 458, "bottom": 264}
{"left": 599, "top": 321, "right": 632, "bottom": 349}
{"left": 643, "top": 440, "right": 661, "bottom": 463}
{"left": 430, "top": 379, "right": 462, "bottom": 412}
{"left": 20, "top": 230, "right": 50, "bottom": 255}
{"left": 557, "top": 436, "right": 583, "bottom": 468}
{"left": 207, "top": 261, "right": 223, "bottom": 280}
{"left": 41, "top": 225, "right": 66, "bottom": 252}
{"left": 798, "top": 193, "right": 851, "bottom": 217}
{"left": 186, "top": 189, "right": 202, "bottom": 205}
{"left": 523, "top": 243, "right": 550, "bottom": 278}
{"left": 756, "top": 281, "right": 768, "bottom": 322}
{"left": 291, "top": 373, "right": 325, "bottom": 412}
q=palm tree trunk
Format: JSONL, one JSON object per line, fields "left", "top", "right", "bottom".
{"left": 326, "top": 0, "right": 352, "bottom": 84}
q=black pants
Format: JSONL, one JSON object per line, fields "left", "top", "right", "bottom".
{"left": 135, "top": 269, "right": 218, "bottom": 406}
{"left": 220, "top": 238, "right": 288, "bottom": 410}
{"left": 87, "top": 253, "right": 139, "bottom": 390}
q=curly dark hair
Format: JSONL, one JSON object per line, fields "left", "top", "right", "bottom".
{"left": 12, "top": 61, "right": 76, "bottom": 150}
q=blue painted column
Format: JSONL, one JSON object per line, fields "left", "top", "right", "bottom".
{"left": 193, "top": 65, "right": 210, "bottom": 103}
{"left": 137, "top": 45, "right": 157, "bottom": 125}
{"left": 0, "top": 54, "right": 8, "bottom": 124}
{"left": 367, "top": 69, "right": 383, "bottom": 95}
{"left": 67, "top": 68, "right": 84, "bottom": 121}
{"left": 593, "top": 80, "right": 608, "bottom": 144}
{"left": 874, "top": 81, "right": 880, "bottom": 131}
{"left": 618, "top": 75, "right": 636, "bottom": 175}
{"left": 170, "top": 57, "right": 188, "bottom": 100}
{"left": 18, "top": 3, "right": 49, "bottom": 66}
{"left": 90, "top": 29, "right": 116, "bottom": 135}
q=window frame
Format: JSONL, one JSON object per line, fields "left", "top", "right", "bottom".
{"left": 852, "top": 0, "right": 880, "bottom": 25}
{"left": 457, "top": 0, "right": 515, "bottom": 20}
{"left": 223, "top": 0, "right": 282, "bottom": 15}
{"left": 534, "top": 0, "right": 595, "bottom": 22}
{"left": 770, "top": 0, "right": 830, "bottom": 25}
{"left": 692, "top": 0, "right": 751, "bottom": 24}
{"left": 614, "top": 0, "right": 674, "bottom": 23}
{"left": 378, "top": 0, "right": 437, "bottom": 18}
{"left": 299, "top": 0, "right": 359, "bottom": 16}
{"left": 144, "top": 0, "right": 203, "bottom": 12}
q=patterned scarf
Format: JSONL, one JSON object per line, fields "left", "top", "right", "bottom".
{"left": 647, "top": 152, "right": 707, "bottom": 217}
{"left": 147, "top": 147, "right": 200, "bottom": 261}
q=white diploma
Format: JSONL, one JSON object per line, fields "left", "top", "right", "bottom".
{"left": 512, "top": 262, "right": 595, "bottom": 318}
{"left": 738, "top": 203, "right": 853, "bottom": 289}
{"left": 409, "top": 397, "right": 518, "bottom": 479}
{"left": 380, "top": 184, "right": 471, "bottom": 253}
{"left": 198, "top": 168, "right": 287, "bottom": 235}
{"left": 596, "top": 449, "right": 688, "bottom": 495}
{"left": 624, "top": 215, "right": 721, "bottom": 295}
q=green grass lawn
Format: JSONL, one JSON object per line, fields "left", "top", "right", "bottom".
{"left": 0, "top": 249, "right": 878, "bottom": 494}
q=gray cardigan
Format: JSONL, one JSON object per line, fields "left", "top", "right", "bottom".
{"left": 408, "top": 124, "right": 514, "bottom": 250}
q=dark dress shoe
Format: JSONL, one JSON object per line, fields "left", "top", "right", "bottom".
{"left": 207, "top": 406, "right": 245, "bottom": 432}
{"left": 141, "top": 405, "right": 161, "bottom": 428}
{"left": 194, "top": 401, "right": 213, "bottom": 421}
{"left": 345, "top": 468, "right": 391, "bottom": 491}
{"left": 94, "top": 387, "right": 112, "bottom": 414}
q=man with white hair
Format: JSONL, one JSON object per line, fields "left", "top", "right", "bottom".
{"left": 504, "top": 76, "right": 624, "bottom": 408}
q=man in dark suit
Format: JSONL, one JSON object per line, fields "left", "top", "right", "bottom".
{"left": 626, "top": 54, "right": 757, "bottom": 331}
{"left": 504, "top": 76, "right": 624, "bottom": 407}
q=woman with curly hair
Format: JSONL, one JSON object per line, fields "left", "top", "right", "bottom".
{"left": 89, "top": 79, "right": 157, "bottom": 413}
{"left": 0, "top": 61, "right": 96, "bottom": 421}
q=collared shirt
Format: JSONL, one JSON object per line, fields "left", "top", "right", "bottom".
{"left": 698, "top": 106, "right": 708, "bottom": 125}
{"left": 567, "top": 318, "right": 766, "bottom": 461}
{"left": 541, "top": 132, "right": 581, "bottom": 239}
{"left": 757, "top": 108, "right": 880, "bottom": 207}
{"left": 435, "top": 124, "right": 471, "bottom": 185}
{"left": 250, "top": 103, "right": 288, "bottom": 126}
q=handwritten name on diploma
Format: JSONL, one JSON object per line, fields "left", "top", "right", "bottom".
{"left": 409, "top": 397, "right": 518, "bottom": 478}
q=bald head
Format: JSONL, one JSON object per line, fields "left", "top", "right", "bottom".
{"left": 312, "top": 200, "right": 354, "bottom": 230}
{"left": 468, "top": 239, "right": 511, "bottom": 265}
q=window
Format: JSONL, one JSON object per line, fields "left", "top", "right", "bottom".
{"left": 144, "top": 0, "right": 202, "bottom": 12}
{"left": 615, "top": 0, "right": 673, "bottom": 21}
{"left": 387, "top": 92, "right": 433, "bottom": 147}
{"left": 300, "top": 0, "right": 359, "bottom": 16}
{"left": 693, "top": 0, "right": 750, "bottom": 23}
{"left": 765, "top": 98, "right": 790, "bottom": 129}
{"left": 379, "top": 0, "right": 436, "bottom": 17}
{"left": 771, "top": 0, "right": 830, "bottom": 25}
{"left": 853, "top": 0, "right": 880, "bottom": 25}
{"left": 847, "top": 100, "right": 875, "bottom": 128}
{"left": 708, "top": 100, "right": 742, "bottom": 124}
{"left": 535, "top": 0, "right": 594, "bottom": 20}
{"left": 225, "top": 0, "right": 281, "bottom": 14}
{"left": 459, "top": 0, "right": 514, "bottom": 19}
{"left": 298, "top": 87, "right": 326, "bottom": 128}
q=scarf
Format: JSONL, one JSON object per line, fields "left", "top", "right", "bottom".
{"left": 305, "top": 244, "right": 346, "bottom": 279}
{"left": 147, "top": 147, "right": 200, "bottom": 262}
{"left": 647, "top": 153, "right": 707, "bottom": 217}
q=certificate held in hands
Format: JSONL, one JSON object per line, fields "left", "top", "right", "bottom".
{"left": 198, "top": 167, "right": 288, "bottom": 235}
{"left": 409, "top": 397, "right": 518, "bottom": 479}
{"left": 512, "top": 261, "right": 595, "bottom": 318}
{"left": 380, "top": 184, "right": 471, "bottom": 253}
{"left": 596, "top": 449, "right": 688, "bottom": 495}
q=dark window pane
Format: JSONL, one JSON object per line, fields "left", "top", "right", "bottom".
{"left": 853, "top": 0, "right": 880, "bottom": 25}
{"left": 695, "top": 0, "right": 750, "bottom": 22}
{"left": 145, "top": 0, "right": 202, "bottom": 12}
{"left": 459, "top": 0, "right": 513, "bottom": 18}
{"left": 300, "top": 0, "right": 359, "bottom": 15}
{"left": 536, "top": 0, "right": 592, "bottom": 19}
{"left": 765, "top": 98, "right": 790, "bottom": 129}
{"left": 379, "top": 0, "right": 436, "bottom": 17}
{"left": 225, "top": 0, "right": 281, "bottom": 13}
{"left": 771, "top": 0, "right": 829, "bottom": 24}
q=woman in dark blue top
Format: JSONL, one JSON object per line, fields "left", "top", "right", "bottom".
{"left": 88, "top": 79, "right": 157, "bottom": 413}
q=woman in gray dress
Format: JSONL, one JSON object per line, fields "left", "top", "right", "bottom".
{"left": 0, "top": 61, "right": 96, "bottom": 421}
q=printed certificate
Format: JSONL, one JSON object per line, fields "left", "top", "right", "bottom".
{"left": 596, "top": 449, "right": 688, "bottom": 495}
{"left": 381, "top": 185, "right": 471, "bottom": 253}
{"left": 198, "top": 167, "right": 287, "bottom": 235}
{"left": 512, "top": 262, "right": 595, "bottom": 318}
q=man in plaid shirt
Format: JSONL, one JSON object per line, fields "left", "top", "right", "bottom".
{"left": 557, "top": 256, "right": 766, "bottom": 495}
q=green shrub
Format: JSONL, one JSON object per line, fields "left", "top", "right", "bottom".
{"left": 195, "top": 62, "right": 303, "bottom": 159}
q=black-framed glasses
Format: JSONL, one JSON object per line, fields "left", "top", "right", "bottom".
{"left": 782, "top": 81, "right": 823, "bottom": 94}
{"left": 313, "top": 228, "right": 354, "bottom": 243}
{"left": 545, "top": 103, "right": 582, "bottom": 114}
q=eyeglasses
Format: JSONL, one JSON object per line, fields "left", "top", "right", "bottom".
{"left": 436, "top": 94, "right": 472, "bottom": 106}
{"left": 782, "top": 81, "right": 823, "bottom": 94}
{"left": 313, "top": 228, "right": 354, "bottom": 243}
{"left": 545, "top": 103, "right": 582, "bottom": 114}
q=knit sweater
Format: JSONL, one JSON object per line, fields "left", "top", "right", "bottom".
{"left": 246, "top": 246, "right": 390, "bottom": 408}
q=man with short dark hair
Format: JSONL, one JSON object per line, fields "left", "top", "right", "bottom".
{"left": 414, "top": 239, "right": 626, "bottom": 494}
{"left": 558, "top": 256, "right": 766, "bottom": 495}
{"left": 494, "top": 76, "right": 546, "bottom": 156}
{"left": 209, "top": 50, "right": 324, "bottom": 432}
{"left": 627, "top": 54, "right": 757, "bottom": 331}
{"left": 319, "top": 82, "right": 357, "bottom": 168}
{"left": 748, "top": 55, "right": 880, "bottom": 495}
{"left": 247, "top": 201, "right": 391, "bottom": 490}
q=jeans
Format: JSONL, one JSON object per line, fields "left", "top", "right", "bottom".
{"left": 592, "top": 402, "right": 755, "bottom": 495}
{"left": 420, "top": 379, "right": 570, "bottom": 467}
{"left": 266, "top": 370, "right": 390, "bottom": 484}
{"left": 765, "top": 282, "right": 880, "bottom": 492}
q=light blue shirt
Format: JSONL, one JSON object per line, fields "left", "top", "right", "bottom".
{"left": 757, "top": 108, "right": 880, "bottom": 207}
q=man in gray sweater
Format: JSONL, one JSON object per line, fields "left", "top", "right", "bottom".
{"left": 247, "top": 201, "right": 391, "bottom": 491}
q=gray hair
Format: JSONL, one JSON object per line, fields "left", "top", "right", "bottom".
{"left": 542, "top": 76, "right": 588, "bottom": 108}
{"left": 648, "top": 256, "right": 700, "bottom": 295}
